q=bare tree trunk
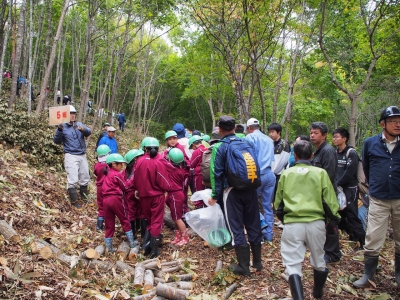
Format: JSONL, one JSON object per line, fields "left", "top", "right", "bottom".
{"left": 272, "top": 50, "right": 283, "bottom": 123}
{"left": 43, "top": 0, "right": 52, "bottom": 69}
{"left": 0, "top": 0, "right": 11, "bottom": 93}
{"left": 35, "top": 0, "right": 70, "bottom": 116}
{"left": 27, "top": 0, "right": 33, "bottom": 113}
{"left": 8, "top": 0, "right": 26, "bottom": 111}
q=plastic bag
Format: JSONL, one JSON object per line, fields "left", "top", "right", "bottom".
{"left": 337, "top": 186, "right": 347, "bottom": 211}
{"left": 185, "top": 203, "right": 231, "bottom": 248}
{"left": 190, "top": 189, "right": 212, "bottom": 206}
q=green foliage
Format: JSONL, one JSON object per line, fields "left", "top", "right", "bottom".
{"left": 0, "top": 99, "right": 64, "bottom": 168}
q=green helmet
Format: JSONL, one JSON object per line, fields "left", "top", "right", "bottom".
{"left": 187, "top": 134, "right": 192, "bottom": 138}
{"left": 202, "top": 134, "right": 210, "bottom": 142}
{"left": 124, "top": 149, "right": 138, "bottom": 164}
{"left": 165, "top": 130, "right": 178, "bottom": 140}
{"left": 168, "top": 148, "right": 184, "bottom": 163}
{"left": 143, "top": 137, "right": 159, "bottom": 148}
{"left": 141, "top": 137, "right": 151, "bottom": 150}
{"left": 189, "top": 135, "right": 203, "bottom": 147}
{"left": 106, "top": 153, "right": 126, "bottom": 164}
{"left": 96, "top": 144, "right": 111, "bottom": 156}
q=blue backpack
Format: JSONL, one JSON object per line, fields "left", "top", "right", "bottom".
{"left": 222, "top": 137, "right": 261, "bottom": 190}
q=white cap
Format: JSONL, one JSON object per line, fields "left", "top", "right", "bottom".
{"left": 70, "top": 105, "right": 77, "bottom": 113}
{"left": 107, "top": 126, "right": 117, "bottom": 132}
{"left": 246, "top": 118, "right": 259, "bottom": 127}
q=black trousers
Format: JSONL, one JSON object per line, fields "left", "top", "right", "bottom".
{"left": 222, "top": 188, "right": 263, "bottom": 247}
{"left": 338, "top": 186, "right": 365, "bottom": 244}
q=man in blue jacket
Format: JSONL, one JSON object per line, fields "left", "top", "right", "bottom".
{"left": 53, "top": 105, "right": 92, "bottom": 209}
{"left": 354, "top": 106, "right": 400, "bottom": 288}
{"left": 98, "top": 126, "right": 118, "bottom": 153}
{"left": 118, "top": 112, "right": 126, "bottom": 132}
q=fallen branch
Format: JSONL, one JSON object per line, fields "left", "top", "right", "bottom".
{"left": 162, "top": 265, "right": 180, "bottom": 273}
{"left": 0, "top": 220, "right": 20, "bottom": 243}
{"left": 223, "top": 283, "right": 238, "bottom": 300}
{"left": 214, "top": 260, "right": 223, "bottom": 274}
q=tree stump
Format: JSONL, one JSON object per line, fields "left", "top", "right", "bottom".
{"left": 143, "top": 269, "right": 154, "bottom": 291}
{"left": 116, "top": 241, "right": 130, "bottom": 261}
{"left": 155, "top": 282, "right": 189, "bottom": 300}
{"left": 133, "top": 264, "right": 145, "bottom": 287}
{"left": 0, "top": 220, "right": 20, "bottom": 243}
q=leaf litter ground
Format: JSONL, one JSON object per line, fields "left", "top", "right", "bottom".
{"left": 0, "top": 134, "right": 399, "bottom": 300}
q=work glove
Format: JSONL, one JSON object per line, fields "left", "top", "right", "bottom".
{"left": 58, "top": 123, "right": 64, "bottom": 131}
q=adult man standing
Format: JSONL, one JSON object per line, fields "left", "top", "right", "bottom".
{"left": 209, "top": 116, "right": 263, "bottom": 276}
{"left": 98, "top": 126, "right": 118, "bottom": 154}
{"left": 333, "top": 128, "right": 365, "bottom": 250}
{"left": 275, "top": 140, "right": 340, "bottom": 300}
{"left": 246, "top": 118, "right": 276, "bottom": 241}
{"left": 53, "top": 105, "right": 92, "bottom": 209}
{"left": 353, "top": 106, "right": 400, "bottom": 288}
{"left": 118, "top": 112, "right": 126, "bottom": 132}
{"left": 310, "top": 121, "right": 341, "bottom": 264}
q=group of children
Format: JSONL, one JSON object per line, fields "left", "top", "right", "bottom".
{"left": 93, "top": 130, "right": 210, "bottom": 258}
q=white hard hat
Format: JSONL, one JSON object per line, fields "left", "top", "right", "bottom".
{"left": 246, "top": 117, "right": 259, "bottom": 127}
{"left": 70, "top": 105, "right": 77, "bottom": 113}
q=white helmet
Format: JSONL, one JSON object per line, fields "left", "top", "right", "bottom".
{"left": 70, "top": 105, "right": 77, "bottom": 113}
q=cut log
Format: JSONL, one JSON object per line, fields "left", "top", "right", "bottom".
{"left": 160, "top": 260, "right": 183, "bottom": 268}
{"left": 132, "top": 289, "right": 156, "bottom": 300}
{"left": 151, "top": 297, "right": 168, "bottom": 300}
{"left": 174, "top": 274, "right": 192, "bottom": 282}
{"left": 140, "top": 258, "right": 160, "bottom": 266}
{"left": 164, "top": 282, "right": 193, "bottom": 291}
{"left": 162, "top": 265, "right": 180, "bottom": 273}
{"left": 116, "top": 260, "right": 135, "bottom": 276}
{"left": 223, "top": 283, "right": 238, "bottom": 300}
{"left": 154, "top": 277, "right": 165, "bottom": 284}
{"left": 156, "top": 282, "right": 189, "bottom": 299}
{"left": 82, "top": 259, "right": 115, "bottom": 271}
{"left": 94, "top": 244, "right": 105, "bottom": 259}
{"left": 39, "top": 246, "right": 53, "bottom": 259}
{"left": 214, "top": 260, "right": 223, "bottom": 274}
{"left": 116, "top": 241, "right": 130, "bottom": 261}
{"left": 280, "top": 272, "right": 289, "bottom": 282}
{"left": 144, "top": 269, "right": 155, "bottom": 291}
{"left": 80, "top": 248, "right": 97, "bottom": 260}
{"left": 0, "top": 220, "right": 20, "bottom": 243}
{"left": 143, "top": 259, "right": 161, "bottom": 270}
{"left": 163, "top": 207, "right": 176, "bottom": 229}
{"left": 153, "top": 270, "right": 167, "bottom": 279}
{"left": 129, "top": 245, "right": 140, "bottom": 261}
{"left": 134, "top": 264, "right": 146, "bottom": 287}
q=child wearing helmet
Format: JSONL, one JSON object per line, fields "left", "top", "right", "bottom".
{"left": 123, "top": 149, "right": 145, "bottom": 238}
{"left": 94, "top": 145, "right": 111, "bottom": 231}
{"left": 134, "top": 137, "right": 171, "bottom": 258}
{"left": 163, "top": 130, "right": 190, "bottom": 163}
{"left": 189, "top": 135, "right": 208, "bottom": 209}
{"left": 102, "top": 154, "right": 138, "bottom": 253}
{"left": 160, "top": 148, "right": 190, "bottom": 246}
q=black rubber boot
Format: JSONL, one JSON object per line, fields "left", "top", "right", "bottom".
{"left": 68, "top": 188, "right": 82, "bottom": 209}
{"left": 135, "top": 219, "right": 141, "bottom": 234}
{"left": 395, "top": 253, "right": 400, "bottom": 287}
{"left": 149, "top": 235, "right": 162, "bottom": 258}
{"left": 313, "top": 268, "right": 329, "bottom": 298}
{"left": 231, "top": 245, "right": 251, "bottom": 276}
{"left": 353, "top": 255, "right": 379, "bottom": 288}
{"left": 79, "top": 185, "right": 91, "bottom": 205}
{"left": 130, "top": 220, "right": 137, "bottom": 238}
{"left": 289, "top": 274, "right": 304, "bottom": 300}
{"left": 142, "top": 230, "right": 151, "bottom": 255}
{"left": 250, "top": 244, "right": 263, "bottom": 271}
{"left": 141, "top": 219, "right": 148, "bottom": 239}
{"left": 96, "top": 217, "right": 104, "bottom": 231}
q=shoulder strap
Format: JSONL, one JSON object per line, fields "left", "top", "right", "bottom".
{"left": 345, "top": 148, "right": 360, "bottom": 160}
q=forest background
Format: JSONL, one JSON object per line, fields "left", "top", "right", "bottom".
{"left": 0, "top": 0, "right": 400, "bottom": 147}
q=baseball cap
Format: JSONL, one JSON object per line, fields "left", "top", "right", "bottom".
{"left": 218, "top": 116, "right": 235, "bottom": 131}
{"left": 246, "top": 118, "right": 259, "bottom": 127}
{"left": 107, "top": 126, "right": 117, "bottom": 132}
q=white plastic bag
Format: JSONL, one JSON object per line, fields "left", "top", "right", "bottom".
{"left": 190, "top": 189, "right": 212, "bottom": 206}
{"left": 337, "top": 186, "right": 347, "bottom": 211}
{"left": 185, "top": 203, "right": 231, "bottom": 248}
